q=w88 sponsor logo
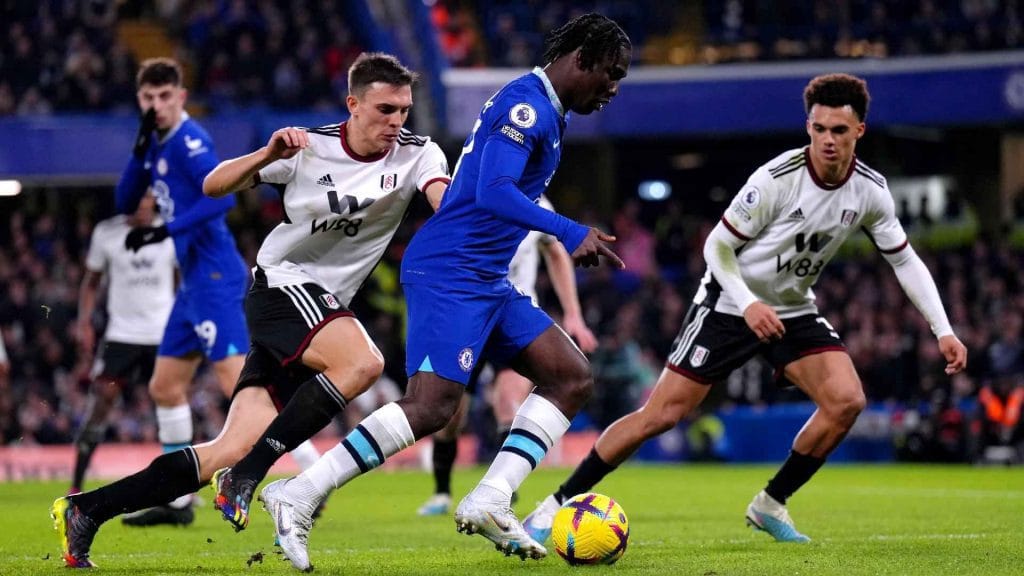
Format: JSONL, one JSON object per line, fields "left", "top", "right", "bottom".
{"left": 310, "top": 217, "right": 363, "bottom": 237}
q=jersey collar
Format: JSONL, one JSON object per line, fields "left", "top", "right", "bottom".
{"left": 340, "top": 121, "right": 390, "bottom": 163}
{"left": 804, "top": 147, "right": 856, "bottom": 190}
{"left": 532, "top": 67, "right": 565, "bottom": 117}
{"left": 157, "top": 111, "right": 188, "bottom": 145}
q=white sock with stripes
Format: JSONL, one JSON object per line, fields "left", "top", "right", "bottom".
{"left": 299, "top": 402, "right": 415, "bottom": 499}
{"left": 474, "top": 394, "right": 570, "bottom": 504}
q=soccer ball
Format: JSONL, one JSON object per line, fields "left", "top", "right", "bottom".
{"left": 550, "top": 492, "right": 629, "bottom": 565}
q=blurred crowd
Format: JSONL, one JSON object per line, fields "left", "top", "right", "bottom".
{"left": 3, "top": 1, "right": 1023, "bottom": 114}
{"left": 178, "top": 0, "right": 364, "bottom": 111}
{"left": 1, "top": 189, "right": 1022, "bottom": 464}
{"left": 702, "top": 0, "right": 1024, "bottom": 62}
{"left": 0, "top": 0, "right": 138, "bottom": 115}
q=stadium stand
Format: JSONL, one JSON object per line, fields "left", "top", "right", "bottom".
{"left": 1, "top": 1, "right": 1022, "bottom": 468}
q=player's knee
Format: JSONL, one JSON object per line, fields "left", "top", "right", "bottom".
{"left": 401, "top": 382, "right": 463, "bottom": 436}
{"left": 556, "top": 357, "right": 593, "bottom": 406}
{"left": 148, "top": 376, "right": 182, "bottom": 405}
{"left": 325, "top": 350, "right": 384, "bottom": 397}
{"left": 566, "top": 371, "right": 594, "bottom": 407}
{"left": 353, "top": 353, "right": 385, "bottom": 390}
{"left": 826, "top": 387, "right": 866, "bottom": 427}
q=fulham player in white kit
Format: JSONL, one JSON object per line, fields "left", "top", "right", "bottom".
{"left": 523, "top": 73, "right": 968, "bottom": 544}
{"left": 51, "top": 53, "right": 448, "bottom": 568}
{"left": 70, "top": 194, "right": 176, "bottom": 495}
{"left": 207, "top": 51, "right": 449, "bottom": 533}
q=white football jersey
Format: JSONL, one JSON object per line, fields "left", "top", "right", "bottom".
{"left": 256, "top": 123, "right": 450, "bottom": 305}
{"left": 507, "top": 195, "right": 556, "bottom": 302}
{"left": 696, "top": 147, "right": 907, "bottom": 318}
{"left": 85, "top": 215, "right": 177, "bottom": 345}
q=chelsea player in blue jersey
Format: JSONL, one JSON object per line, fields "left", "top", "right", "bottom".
{"left": 109, "top": 58, "right": 254, "bottom": 525}
{"left": 252, "top": 15, "right": 631, "bottom": 569}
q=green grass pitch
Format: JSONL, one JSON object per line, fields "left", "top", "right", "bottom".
{"left": 2, "top": 464, "right": 1021, "bottom": 575}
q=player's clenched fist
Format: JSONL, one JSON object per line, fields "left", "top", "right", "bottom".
{"left": 571, "top": 228, "right": 625, "bottom": 269}
{"left": 266, "top": 128, "right": 309, "bottom": 161}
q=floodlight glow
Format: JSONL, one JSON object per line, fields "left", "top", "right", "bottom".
{"left": 638, "top": 180, "right": 671, "bottom": 201}
{"left": 0, "top": 180, "right": 22, "bottom": 197}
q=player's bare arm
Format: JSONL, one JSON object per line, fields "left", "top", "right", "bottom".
{"left": 540, "top": 241, "right": 598, "bottom": 352}
{"left": 76, "top": 270, "right": 103, "bottom": 356}
{"left": 571, "top": 227, "right": 624, "bottom": 269}
{"left": 423, "top": 179, "right": 447, "bottom": 211}
{"left": 203, "top": 128, "right": 309, "bottom": 197}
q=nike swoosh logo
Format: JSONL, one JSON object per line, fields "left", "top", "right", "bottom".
{"left": 553, "top": 140, "right": 560, "bottom": 149}
{"left": 275, "top": 503, "right": 292, "bottom": 536}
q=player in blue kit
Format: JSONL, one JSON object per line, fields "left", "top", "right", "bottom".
{"left": 109, "top": 58, "right": 321, "bottom": 525}
{"left": 252, "top": 14, "right": 631, "bottom": 570}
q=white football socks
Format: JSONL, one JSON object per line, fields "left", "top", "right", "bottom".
{"left": 301, "top": 402, "right": 415, "bottom": 499}
{"left": 476, "top": 393, "right": 570, "bottom": 503}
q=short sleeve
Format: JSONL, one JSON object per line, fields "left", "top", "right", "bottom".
{"left": 85, "top": 225, "right": 108, "bottom": 272}
{"left": 258, "top": 153, "right": 299, "bottom": 186}
{"left": 720, "top": 167, "right": 780, "bottom": 241}
{"left": 862, "top": 186, "right": 909, "bottom": 254}
{"left": 415, "top": 142, "right": 451, "bottom": 192}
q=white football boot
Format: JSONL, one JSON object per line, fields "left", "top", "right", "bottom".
{"left": 745, "top": 490, "right": 811, "bottom": 543}
{"left": 259, "top": 479, "right": 319, "bottom": 571}
{"left": 454, "top": 492, "right": 546, "bottom": 560}
{"left": 522, "top": 494, "right": 560, "bottom": 544}
{"left": 416, "top": 493, "right": 452, "bottom": 516}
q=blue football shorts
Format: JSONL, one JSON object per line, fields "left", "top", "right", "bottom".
{"left": 404, "top": 280, "right": 553, "bottom": 385}
{"left": 158, "top": 283, "right": 250, "bottom": 361}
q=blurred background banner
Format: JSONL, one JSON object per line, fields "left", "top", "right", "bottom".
{"left": 6, "top": 51, "right": 1024, "bottom": 183}
{"left": 445, "top": 52, "right": 1024, "bottom": 137}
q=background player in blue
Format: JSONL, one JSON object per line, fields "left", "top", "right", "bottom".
{"left": 253, "top": 14, "right": 631, "bottom": 569}
{"left": 111, "top": 57, "right": 253, "bottom": 524}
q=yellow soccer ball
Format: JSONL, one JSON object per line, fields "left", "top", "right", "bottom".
{"left": 550, "top": 493, "right": 629, "bottom": 565}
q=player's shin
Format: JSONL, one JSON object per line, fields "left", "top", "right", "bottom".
{"left": 476, "top": 394, "right": 570, "bottom": 503}
{"left": 231, "top": 374, "right": 348, "bottom": 482}
{"left": 764, "top": 449, "right": 826, "bottom": 504}
{"left": 71, "top": 447, "right": 202, "bottom": 524}
{"left": 298, "top": 402, "right": 415, "bottom": 499}
{"left": 71, "top": 424, "right": 106, "bottom": 493}
{"left": 554, "top": 447, "right": 618, "bottom": 504}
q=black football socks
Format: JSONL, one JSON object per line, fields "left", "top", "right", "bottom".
{"left": 230, "top": 374, "right": 348, "bottom": 482}
{"left": 553, "top": 447, "right": 617, "bottom": 504}
{"left": 73, "top": 447, "right": 201, "bottom": 524}
{"left": 764, "top": 449, "right": 825, "bottom": 504}
{"left": 431, "top": 437, "right": 457, "bottom": 495}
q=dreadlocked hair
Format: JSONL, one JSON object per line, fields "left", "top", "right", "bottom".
{"left": 543, "top": 13, "right": 631, "bottom": 70}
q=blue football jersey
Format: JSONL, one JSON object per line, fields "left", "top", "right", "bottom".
{"left": 402, "top": 69, "right": 582, "bottom": 286}
{"left": 115, "top": 114, "right": 248, "bottom": 291}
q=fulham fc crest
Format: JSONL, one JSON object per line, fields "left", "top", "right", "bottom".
{"left": 380, "top": 173, "right": 398, "bottom": 192}
{"left": 840, "top": 209, "right": 858, "bottom": 227}
{"left": 319, "top": 293, "right": 341, "bottom": 310}
{"left": 689, "top": 345, "right": 709, "bottom": 367}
